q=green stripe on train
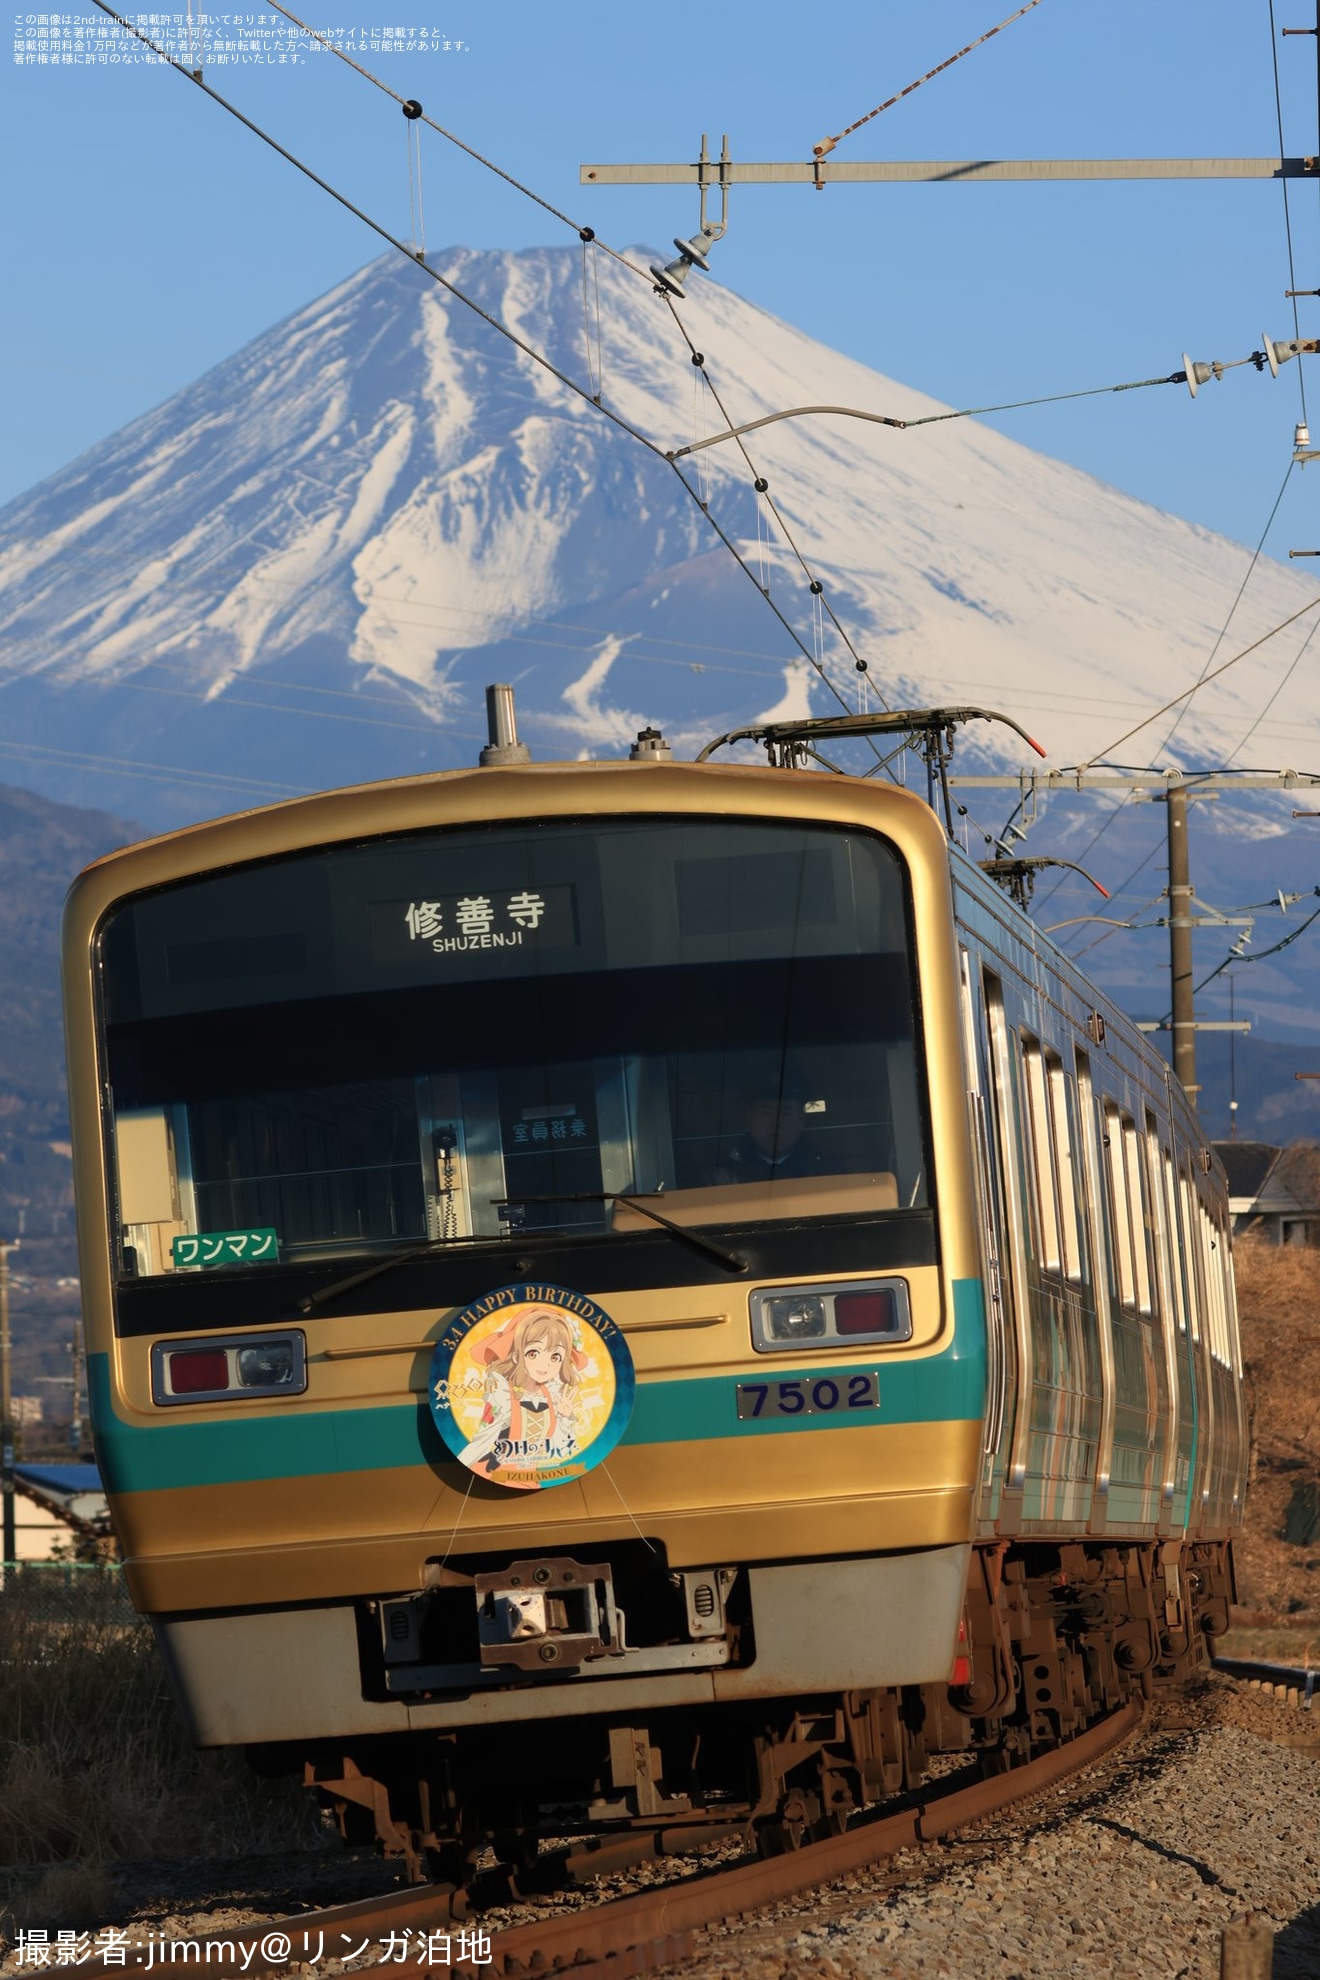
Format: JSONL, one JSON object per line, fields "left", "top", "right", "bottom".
{"left": 90, "top": 1279, "right": 987, "bottom": 1495}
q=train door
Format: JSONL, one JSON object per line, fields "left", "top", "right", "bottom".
{"left": 1075, "top": 1053, "right": 1117, "bottom": 1529}
{"left": 959, "top": 950, "right": 1009, "bottom": 1526}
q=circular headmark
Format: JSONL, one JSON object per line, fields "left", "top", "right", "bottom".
{"left": 428, "top": 1284, "right": 635, "bottom": 1492}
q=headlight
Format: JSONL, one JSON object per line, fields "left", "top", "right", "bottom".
{"left": 749, "top": 1279, "right": 911, "bottom": 1353}
{"left": 151, "top": 1330, "right": 307, "bottom": 1405}
{"left": 762, "top": 1295, "right": 828, "bottom": 1341}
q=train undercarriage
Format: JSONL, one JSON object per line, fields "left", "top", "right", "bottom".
{"left": 267, "top": 1536, "right": 1235, "bottom": 1902}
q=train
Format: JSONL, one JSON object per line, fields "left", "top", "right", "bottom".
{"left": 62, "top": 690, "right": 1245, "bottom": 1896}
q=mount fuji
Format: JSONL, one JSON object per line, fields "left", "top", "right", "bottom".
{"left": 4, "top": 242, "right": 1320, "bottom": 1067}
{"left": 3, "top": 242, "right": 1316, "bottom": 806}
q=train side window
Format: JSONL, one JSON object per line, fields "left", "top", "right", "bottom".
{"left": 1179, "top": 1172, "right": 1203, "bottom": 1343}
{"left": 1103, "top": 1105, "right": 1137, "bottom": 1309}
{"left": 1022, "top": 1037, "right": 1061, "bottom": 1273}
{"left": 1160, "top": 1150, "right": 1188, "bottom": 1335}
{"left": 1121, "top": 1120, "right": 1153, "bottom": 1316}
{"left": 1048, "top": 1056, "right": 1084, "bottom": 1283}
{"left": 1223, "top": 1227, "right": 1244, "bottom": 1375}
{"left": 1200, "top": 1202, "right": 1229, "bottom": 1365}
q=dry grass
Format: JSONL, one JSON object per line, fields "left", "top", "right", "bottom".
{"left": 0, "top": 1573, "right": 318, "bottom": 1935}
{"left": 1231, "top": 1237, "right": 1320, "bottom": 1630}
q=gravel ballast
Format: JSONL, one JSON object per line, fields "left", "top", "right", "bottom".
{"left": 686, "top": 1679, "right": 1320, "bottom": 1980}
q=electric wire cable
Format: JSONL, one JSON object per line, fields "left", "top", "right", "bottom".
{"left": 1155, "top": 897, "right": 1320, "bottom": 1019}
{"left": 669, "top": 363, "right": 1239, "bottom": 458}
{"left": 1094, "top": 590, "right": 1320, "bottom": 760}
{"left": 658, "top": 291, "right": 892, "bottom": 725}
{"left": 260, "top": 0, "right": 892, "bottom": 740}
{"left": 1223, "top": 610, "right": 1320, "bottom": 765}
{"left": 259, "top": 0, "right": 895, "bottom": 733}
{"left": 1269, "top": 0, "right": 1310, "bottom": 423}
{"left": 260, "top": 0, "right": 654, "bottom": 289}
{"left": 82, "top": 0, "right": 874, "bottom": 730}
{"left": 1033, "top": 459, "right": 1300, "bottom": 924}
{"left": 812, "top": 0, "right": 1050, "bottom": 160}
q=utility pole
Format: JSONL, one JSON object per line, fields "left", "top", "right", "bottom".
{"left": 1, "top": 1236, "right": 16, "bottom": 1571}
{"left": 946, "top": 767, "right": 1312, "bottom": 1111}
{"left": 1167, "top": 781, "right": 1198, "bottom": 1101}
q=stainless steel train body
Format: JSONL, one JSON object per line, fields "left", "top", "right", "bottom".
{"left": 62, "top": 750, "right": 1245, "bottom": 1868}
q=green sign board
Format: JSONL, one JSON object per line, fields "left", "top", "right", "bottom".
{"left": 172, "top": 1228, "right": 280, "bottom": 1269}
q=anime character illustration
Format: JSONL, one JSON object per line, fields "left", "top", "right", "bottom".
{"left": 430, "top": 1284, "right": 635, "bottom": 1491}
{"left": 458, "top": 1308, "right": 585, "bottom": 1476}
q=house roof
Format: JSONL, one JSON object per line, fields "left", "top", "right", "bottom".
{"left": 13, "top": 1462, "right": 108, "bottom": 1529}
{"left": 1213, "top": 1142, "right": 1279, "bottom": 1198}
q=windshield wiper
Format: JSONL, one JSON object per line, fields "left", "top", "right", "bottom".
{"left": 294, "top": 1233, "right": 529, "bottom": 1315}
{"left": 295, "top": 1186, "right": 747, "bottom": 1316}
{"left": 495, "top": 1193, "right": 748, "bottom": 1275}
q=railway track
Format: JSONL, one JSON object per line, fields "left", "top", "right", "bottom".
{"left": 75, "top": 1697, "right": 1143, "bottom": 1980}
{"left": 1211, "top": 1654, "right": 1318, "bottom": 1706}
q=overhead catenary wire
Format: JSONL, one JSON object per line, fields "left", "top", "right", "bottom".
{"left": 812, "top": 0, "right": 1051, "bottom": 160}
{"left": 267, "top": 0, "right": 893, "bottom": 744}
{"left": 669, "top": 364, "right": 1240, "bottom": 459}
{"left": 1032, "top": 459, "right": 1300, "bottom": 926}
{"left": 657, "top": 292, "right": 892, "bottom": 725}
{"left": 249, "top": 0, "right": 993, "bottom": 752}
{"left": 1269, "top": 0, "right": 1309, "bottom": 424}
{"left": 260, "top": 0, "right": 654, "bottom": 290}
{"left": 83, "top": 0, "right": 873, "bottom": 730}
{"left": 1154, "top": 896, "right": 1320, "bottom": 1019}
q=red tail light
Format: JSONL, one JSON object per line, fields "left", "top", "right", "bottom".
{"left": 168, "top": 1349, "right": 230, "bottom": 1393}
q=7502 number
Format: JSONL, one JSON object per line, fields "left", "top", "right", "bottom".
{"left": 735, "top": 1372, "right": 879, "bottom": 1420}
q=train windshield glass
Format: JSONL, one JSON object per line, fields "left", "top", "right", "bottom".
{"left": 98, "top": 816, "right": 929, "bottom": 1278}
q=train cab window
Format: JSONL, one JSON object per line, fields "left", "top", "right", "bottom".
{"left": 97, "top": 817, "right": 931, "bottom": 1283}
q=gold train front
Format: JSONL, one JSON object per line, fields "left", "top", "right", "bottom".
{"left": 62, "top": 736, "right": 1245, "bottom": 1876}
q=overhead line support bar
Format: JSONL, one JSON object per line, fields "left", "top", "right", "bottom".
{"left": 947, "top": 771, "right": 1320, "bottom": 791}
{"left": 581, "top": 157, "right": 1320, "bottom": 187}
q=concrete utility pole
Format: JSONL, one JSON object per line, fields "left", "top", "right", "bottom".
{"left": 1, "top": 1237, "right": 16, "bottom": 1570}
{"left": 1166, "top": 783, "right": 1198, "bottom": 1101}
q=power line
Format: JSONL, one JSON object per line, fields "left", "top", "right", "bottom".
{"left": 813, "top": 1, "right": 1051, "bottom": 160}
{"left": 85, "top": 0, "right": 884, "bottom": 738}
{"left": 0, "top": 736, "right": 308, "bottom": 798}
{"left": 261, "top": 0, "right": 653, "bottom": 291}
{"left": 1032, "top": 459, "right": 1299, "bottom": 925}
{"left": 260, "top": 0, "right": 887, "bottom": 736}
{"left": 670, "top": 364, "right": 1235, "bottom": 459}
{"left": 1094, "top": 590, "right": 1320, "bottom": 760}
{"left": 1269, "top": 0, "right": 1310, "bottom": 423}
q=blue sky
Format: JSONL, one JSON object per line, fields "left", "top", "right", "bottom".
{"left": 4, "top": 0, "right": 1320, "bottom": 554}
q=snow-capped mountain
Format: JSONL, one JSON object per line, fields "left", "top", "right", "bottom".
{"left": 5, "top": 241, "right": 1320, "bottom": 1051}
{"left": 3, "top": 242, "right": 1317, "bottom": 816}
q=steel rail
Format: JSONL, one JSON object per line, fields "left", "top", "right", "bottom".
{"left": 75, "top": 1698, "right": 1142, "bottom": 1980}
{"left": 1212, "top": 1653, "right": 1318, "bottom": 1704}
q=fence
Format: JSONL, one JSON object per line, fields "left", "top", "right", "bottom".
{"left": 0, "top": 1560, "right": 141, "bottom": 1635}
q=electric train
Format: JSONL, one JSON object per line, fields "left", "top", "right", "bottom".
{"left": 62, "top": 693, "right": 1245, "bottom": 1890}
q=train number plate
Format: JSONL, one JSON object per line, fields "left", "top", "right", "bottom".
{"left": 735, "top": 1372, "right": 879, "bottom": 1420}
